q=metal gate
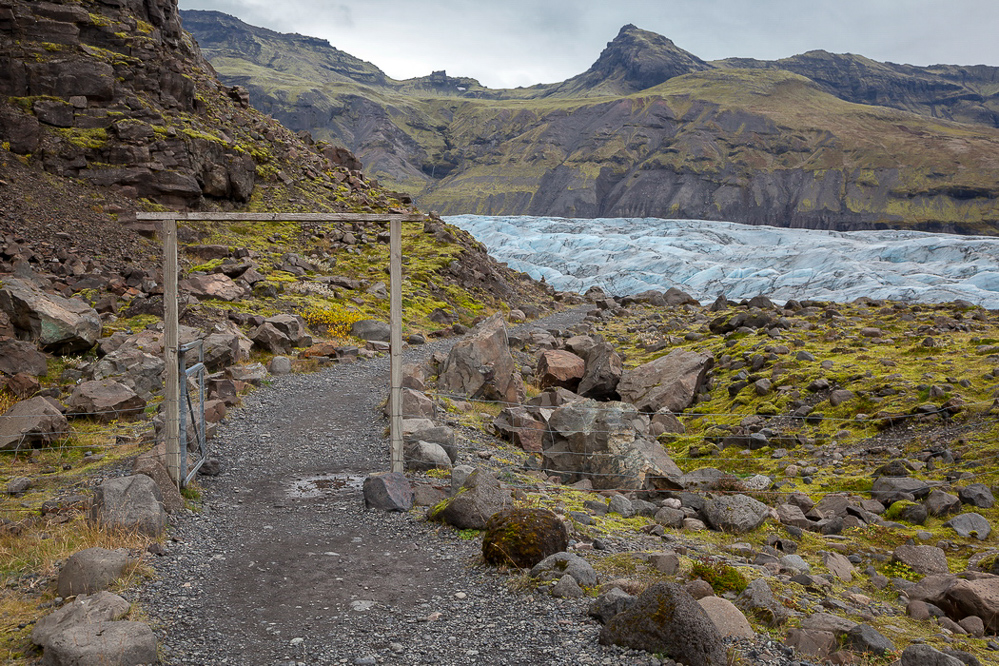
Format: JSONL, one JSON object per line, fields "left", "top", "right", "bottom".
{"left": 178, "top": 340, "right": 207, "bottom": 487}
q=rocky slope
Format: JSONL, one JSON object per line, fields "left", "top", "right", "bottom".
{"left": 183, "top": 14, "right": 999, "bottom": 234}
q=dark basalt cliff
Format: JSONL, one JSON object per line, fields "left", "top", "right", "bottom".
{"left": 0, "top": 0, "right": 399, "bottom": 213}
{"left": 185, "top": 13, "right": 999, "bottom": 234}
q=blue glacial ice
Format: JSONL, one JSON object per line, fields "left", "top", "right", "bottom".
{"left": 445, "top": 215, "right": 999, "bottom": 307}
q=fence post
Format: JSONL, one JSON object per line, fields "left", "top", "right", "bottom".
{"left": 389, "top": 217, "right": 404, "bottom": 473}
{"left": 163, "top": 218, "right": 181, "bottom": 488}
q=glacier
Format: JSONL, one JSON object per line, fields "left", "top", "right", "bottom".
{"left": 445, "top": 215, "right": 999, "bottom": 308}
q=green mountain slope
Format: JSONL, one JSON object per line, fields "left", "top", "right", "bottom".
{"left": 183, "top": 12, "right": 999, "bottom": 234}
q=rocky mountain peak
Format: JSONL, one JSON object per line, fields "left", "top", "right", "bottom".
{"left": 565, "top": 23, "right": 713, "bottom": 94}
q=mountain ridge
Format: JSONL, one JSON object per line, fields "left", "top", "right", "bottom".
{"left": 182, "top": 11, "right": 999, "bottom": 234}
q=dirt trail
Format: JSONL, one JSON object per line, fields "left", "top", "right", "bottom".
{"left": 138, "top": 309, "right": 646, "bottom": 666}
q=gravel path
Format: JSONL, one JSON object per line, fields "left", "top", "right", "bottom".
{"left": 135, "top": 308, "right": 798, "bottom": 666}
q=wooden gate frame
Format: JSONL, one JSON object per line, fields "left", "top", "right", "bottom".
{"left": 136, "top": 212, "right": 424, "bottom": 487}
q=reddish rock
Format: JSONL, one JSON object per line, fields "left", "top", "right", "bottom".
{"left": 537, "top": 349, "right": 585, "bottom": 391}
{"left": 181, "top": 274, "right": 243, "bottom": 302}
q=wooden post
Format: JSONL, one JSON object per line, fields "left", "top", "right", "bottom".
{"left": 163, "top": 219, "right": 181, "bottom": 487}
{"left": 389, "top": 217, "right": 404, "bottom": 473}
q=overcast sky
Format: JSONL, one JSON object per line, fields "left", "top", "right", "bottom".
{"left": 177, "top": 0, "right": 999, "bottom": 89}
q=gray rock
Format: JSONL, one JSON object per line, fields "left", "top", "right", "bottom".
{"left": 607, "top": 495, "right": 634, "bottom": 517}
{"left": 941, "top": 577, "right": 999, "bottom": 633}
{"left": 403, "top": 423, "right": 459, "bottom": 463}
{"left": 846, "top": 623, "right": 894, "bottom": 656}
{"left": 959, "top": 483, "right": 995, "bottom": 509}
{"left": 780, "top": 555, "right": 810, "bottom": 574}
{"left": 428, "top": 469, "right": 511, "bottom": 529}
{"left": 871, "top": 476, "right": 932, "bottom": 502}
{"left": 57, "top": 547, "right": 131, "bottom": 598}
{"left": 5, "top": 476, "right": 32, "bottom": 494}
{"left": 90, "top": 475, "right": 166, "bottom": 537}
{"left": 648, "top": 551, "right": 680, "bottom": 575}
{"left": 785, "top": 628, "right": 836, "bottom": 660}
{"left": 944, "top": 512, "right": 992, "bottom": 540}
{"left": 551, "top": 573, "right": 584, "bottom": 598}
{"left": 249, "top": 322, "right": 292, "bottom": 354}
{"left": 900, "top": 645, "right": 964, "bottom": 666}
{"left": 543, "top": 399, "right": 682, "bottom": 490}
{"left": 0, "top": 337, "right": 48, "bottom": 376}
{"left": 267, "top": 355, "right": 292, "bottom": 375}
{"left": 892, "top": 544, "right": 950, "bottom": 575}
{"left": 531, "top": 552, "right": 597, "bottom": 586}
{"left": 403, "top": 440, "right": 451, "bottom": 472}
{"left": 362, "top": 473, "right": 414, "bottom": 512}
{"left": 450, "top": 465, "right": 475, "bottom": 495}
{"left": 68, "top": 380, "right": 145, "bottom": 423}
{"left": 576, "top": 342, "right": 623, "bottom": 400}
{"left": 925, "top": 489, "right": 961, "bottom": 517}
{"left": 702, "top": 494, "right": 770, "bottom": 533}
{"left": 617, "top": 349, "right": 714, "bottom": 413}
{"left": 654, "top": 507, "right": 685, "bottom": 529}
{"left": 822, "top": 551, "right": 855, "bottom": 582}
{"left": 0, "top": 396, "right": 68, "bottom": 452}
{"left": 588, "top": 587, "right": 636, "bottom": 623}
{"left": 91, "top": 346, "right": 164, "bottom": 400}
{"left": 599, "top": 582, "right": 727, "bottom": 666}
{"left": 776, "top": 503, "right": 811, "bottom": 529}
{"left": 40, "top": 620, "right": 157, "bottom": 666}
{"left": 350, "top": 319, "right": 390, "bottom": 342}
{"left": 132, "top": 457, "right": 184, "bottom": 514}
{"left": 737, "top": 578, "right": 789, "bottom": 627}
{"left": 800, "top": 612, "right": 858, "bottom": 636}
{"left": 31, "top": 591, "right": 131, "bottom": 647}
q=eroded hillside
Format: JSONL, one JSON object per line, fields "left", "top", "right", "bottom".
{"left": 183, "top": 15, "right": 999, "bottom": 234}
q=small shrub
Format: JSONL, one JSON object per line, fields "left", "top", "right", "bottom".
{"left": 883, "top": 560, "right": 922, "bottom": 582}
{"left": 690, "top": 556, "right": 749, "bottom": 594}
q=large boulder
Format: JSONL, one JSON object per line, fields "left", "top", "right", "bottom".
{"left": 0, "top": 337, "right": 48, "bottom": 376}
{"left": 0, "top": 396, "right": 67, "bottom": 451}
{"left": 617, "top": 350, "right": 714, "bottom": 413}
{"left": 543, "top": 399, "right": 682, "bottom": 490}
{"left": 944, "top": 512, "right": 992, "bottom": 540}
{"left": 90, "top": 475, "right": 166, "bottom": 536}
{"left": 576, "top": 342, "right": 622, "bottom": 400}
{"left": 697, "top": 597, "right": 754, "bottom": 639}
{"left": 38, "top": 620, "right": 157, "bottom": 666}
{"left": 599, "top": 582, "right": 727, "bottom": 666}
{"left": 351, "top": 319, "right": 390, "bottom": 342}
{"left": 90, "top": 346, "right": 164, "bottom": 399}
{"left": 31, "top": 591, "right": 131, "bottom": 648}
{"left": 702, "top": 494, "right": 770, "bottom": 533}
{"left": 57, "top": 547, "right": 132, "bottom": 597}
{"left": 537, "top": 349, "right": 585, "bottom": 391}
{"left": 940, "top": 577, "right": 999, "bottom": 633}
{"left": 249, "top": 322, "right": 292, "bottom": 354}
{"left": 0, "top": 277, "right": 100, "bottom": 353}
{"left": 439, "top": 314, "right": 524, "bottom": 404}
{"left": 68, "top": 380, "right": 146, "bottom": 423}
{"left": 428, "top": 469, "right": 512, "bottom": 529}
{"left": 892, "top": 544, "right": 950, "bottom": 575}
{"left": 482, "top": 508, "right": 568, "bottom": 568}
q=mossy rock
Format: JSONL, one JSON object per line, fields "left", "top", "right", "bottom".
{"left": 481, "top": 507, "right": 568, "bottom": 569}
